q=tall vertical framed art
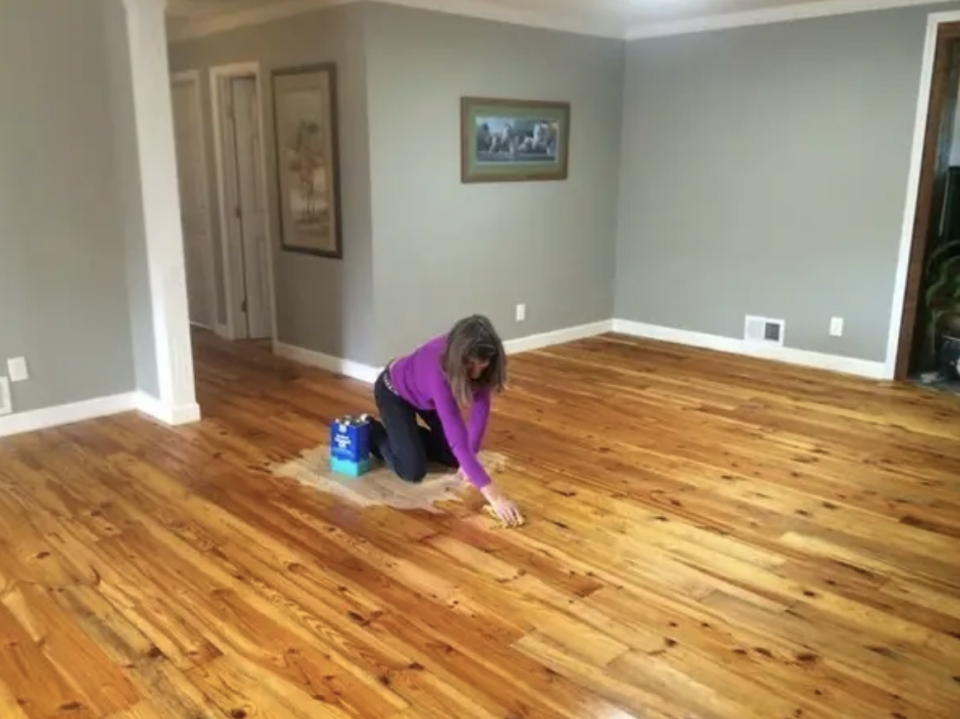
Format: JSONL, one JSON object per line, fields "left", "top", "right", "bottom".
{"left": 271, "top": 63, "right": 343, "bottom": 258}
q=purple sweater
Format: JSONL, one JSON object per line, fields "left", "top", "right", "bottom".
{"left": 388, "top": 335, "right": 492, "bottom": 489}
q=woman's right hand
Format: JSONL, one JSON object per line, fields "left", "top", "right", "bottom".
{"left": 481, "top": 483, "right": 524, "bottom": 527}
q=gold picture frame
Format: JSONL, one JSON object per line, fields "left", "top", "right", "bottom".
{"left": 461, "top": 96, "right": 571, "bottom": 183}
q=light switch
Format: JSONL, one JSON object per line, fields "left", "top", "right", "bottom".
{"left": 7, "top": 357, "right": 28, "bottom": 383}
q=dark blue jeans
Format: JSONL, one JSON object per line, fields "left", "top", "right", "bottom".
{"left": 372, "top": 369, "right": 458, "bottom": 483}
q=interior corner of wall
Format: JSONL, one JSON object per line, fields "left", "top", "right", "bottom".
{"left": 134, "top": 389, "right": 164, "bottom": 418}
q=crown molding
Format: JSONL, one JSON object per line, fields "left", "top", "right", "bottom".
{"left": 169, "top": 0, "right": 356, "bottom": 42}
{"left": 383, "top": 0, "right": 624, "bottom": 38}
{"left": 167, "top": 0, "right": 624, "bottom": 43}
{"left": 167, "top": 0, "right": 960, "bottom": 45}
{"left": 626, "top": 0, "right": 957, "bottom": 39}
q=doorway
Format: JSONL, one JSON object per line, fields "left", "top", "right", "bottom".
{"left": 210, "top": 63, "right": 276, "bottom": 341}
{"left": 170, "top": 70, "right": 217, "bottom": 332}
{"left": 894, "top": 21, "right": 960, "bottom": 390}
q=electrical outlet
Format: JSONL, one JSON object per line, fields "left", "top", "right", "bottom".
{"left": 515, "top": 303, "right": 526, "bottom": 323}
{"left": 7, "top": 357, "right": 28, "bottom": 383}
{"left": 0, "top": 378, "right": 10, "bottom": 416}
{"left": 830, "top": 317, "right": 844, "bottom": 337}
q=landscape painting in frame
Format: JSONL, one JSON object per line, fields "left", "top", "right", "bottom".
{"left": 272, "top": 63, "right": 343, "bottom": 258}
{"left": 461, "top": 97, "right": 571, "bottom": 183}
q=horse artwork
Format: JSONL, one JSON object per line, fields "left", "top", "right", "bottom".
{"left": 476, "top": 118, "right": 559, "bottom": 162}
{"left": 461, "top": 97, "right": 571, "bottom": 183}
{"left": 271, "top": 63, "right": 343, "bottom": 258}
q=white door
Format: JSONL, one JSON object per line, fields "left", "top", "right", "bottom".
{"left": 171, "top": 77, "right": 214, "bottom": 329}
{"left": 228, "top": 76, "right": 272, "bottom": 340}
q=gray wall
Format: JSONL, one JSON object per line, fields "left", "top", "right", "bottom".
{"left": 616, "top": 7, "right": 944, "bottom": 362}
{"left": 0, "top": 0, "right": 135, "bottom": 414}
{"left": 103, "top": 0, "right": 159, "bottom": 399}
{"left": 364, "top": 3, "right": 624, "bottom": 362}
{"left": 168, "top": 5, "right": 376, "bottom": 365}
{"left": 167, "top": 2, "right": 951, "bottom": 369}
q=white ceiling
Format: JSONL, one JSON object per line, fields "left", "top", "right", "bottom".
{"left": 164, "top": 0, "right": 877, "bottom": 41}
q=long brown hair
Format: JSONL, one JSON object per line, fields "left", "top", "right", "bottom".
{"left": 442, "top": 315, "right": 507, "bottom": 405}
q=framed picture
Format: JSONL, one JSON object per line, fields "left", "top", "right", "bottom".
{"left": 461, "top": 97, "right": 571, "bottom": 183}
{"left": 271, "top": 63, "right": 343, "bottom": 258}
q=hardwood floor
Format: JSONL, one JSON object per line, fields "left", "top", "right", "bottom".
{"left": 1, "top": 330, "right": 960, "bottom": 719}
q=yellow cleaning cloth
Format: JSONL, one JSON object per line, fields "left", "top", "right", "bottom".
{"left": 483, "top": 504, "right": 526, "bottom": 528}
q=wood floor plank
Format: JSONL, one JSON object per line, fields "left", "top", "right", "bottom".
{"left": 2, "top": 584, "right": 139, "bottom": 717}
{"left": 52, "top": 585, "right": 228, "bottom": 719}
{"left": 0, "top": 599, "right": 95, "bottom": 719}
{"left": 1, "top": 329, "right": 959, "bottom": 717}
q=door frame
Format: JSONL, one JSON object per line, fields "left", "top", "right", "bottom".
{"left": 889, "top": 13, "right": 960, "bottom": 379}
{"left": 170, "top": 69, "right": 220, "bottom": 334}
{"left": 209, "top": 61, "right": 278, "bottom": 342}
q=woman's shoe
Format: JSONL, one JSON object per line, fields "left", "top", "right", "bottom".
{"left": 368, "top": 418, "right": 386, "bottom": 462}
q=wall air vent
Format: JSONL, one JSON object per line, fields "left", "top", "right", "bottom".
{"left": 744, "top": 315, "right": 785, "bottom": 347}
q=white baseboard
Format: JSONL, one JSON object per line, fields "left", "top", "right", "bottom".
{"left": 0, "top": 392, "right": 139, "bottom": 439}
{"left": 273, "top": 341, "right": 382, "bottom": 384}
{"left": 273, "top": 321, "right": 615, "bottom": 385}
{"left": 134, "top": 392, "right": 202, "bottom": 425}
{"left": 0, "top": 316, "right": 878, "bottom": 441}
{"left": 503, "top": 320, "right": 614, "bottom": 355}
{"left": 0, "top": 390, "right": 204, "bottom": 440}
{"left": 272, "top": 318, "right": 885, "bottom": 384}
{"left": 612, "top": 319, "right": 887, "bottom": 379}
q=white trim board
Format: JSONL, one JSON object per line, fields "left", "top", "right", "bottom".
{"left": 124, "top": 0, "right": 200, "bottom": 423}
{"left": 171, "top": 69, "right": 219, "bottom": 335}
{"left": 0, "top": 393, "right": 138, "bottom": 439}
{"left": 168, "top": 0, "right": 960, "bottom": 43}
{"left": 273, "top": 342, "right": 383, "bottom": 384}
{"left": 170, "top": 0, "right": 351, "bottom": 41}
{"left": 501, "top": 319, "right": 887, "bottom": 381}
{"left": 613, "top": 319, "right": 887, "bottom": 379}
{"left": 274, "top": 317, "right": 889, "bottom": 386}
{"left": 168, "top": 0, "right": 624, "bottom": 43}
{"left": 0, "top": 317, "right": 885, "bottom": 441}
{"left": 0, "top": 391, "right": 203, "bottom": 440}
{"left": 502, "top": 320, "right": 614, "bottom": 355}
{"left": 0, "top": 325, "right": 605, "bottom": 439}
{"left": 626, "top": 0, "right": 957, "bottom": 39}
{"left": 272, "top": 321, "right": 615, "bottom": 385}
{"left": 208, "top": 61, "right": 278, "bottom": 343}
{"left": 884, "top": 9, "right": 960, "bottom": 380}
{"left": 135, "top": 392, "right": 202, "bottom": 425}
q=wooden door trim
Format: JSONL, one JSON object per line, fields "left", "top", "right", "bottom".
{"left": 208, "top": 62, "right": 278, "bottom": 344}
{"left": 891, "top": 17, "right": 960, "bottom": 379}
{"left": 171, "top": 70, "right": 218, "bottom": 335}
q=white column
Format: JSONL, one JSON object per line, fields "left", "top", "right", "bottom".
{"left": 121, "top": 0, "right": 200, "bottom": 424}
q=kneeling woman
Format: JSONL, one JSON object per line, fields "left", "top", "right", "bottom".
{"left": 370, "top": 315, "right": 523, "bottom": 526}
